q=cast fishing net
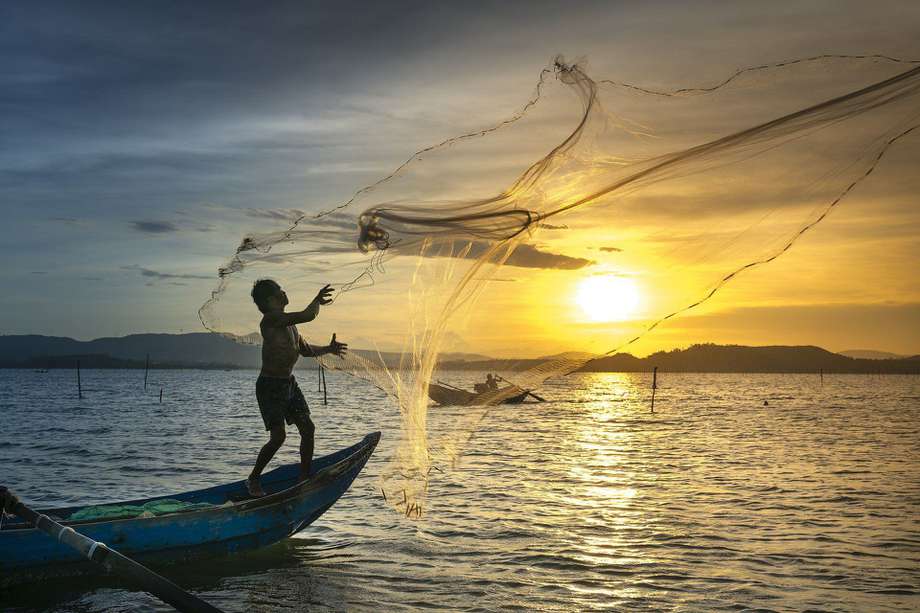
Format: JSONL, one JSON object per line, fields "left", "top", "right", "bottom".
{"left": 199, "top": 54, "right": 920, "bottom": 517}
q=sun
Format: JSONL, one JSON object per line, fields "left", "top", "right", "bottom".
{"left": 576, "top": 275, "right": 641, "bottom": 322}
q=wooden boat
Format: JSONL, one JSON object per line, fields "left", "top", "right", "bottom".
{"left": 427, "top": 382, "right": 529, "bottom": 406}
{"left": 0, "top": 431, "right": 380, "bottom": 587}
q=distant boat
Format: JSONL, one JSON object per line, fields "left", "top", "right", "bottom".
{"left": 427, "top": 382, "right": 530, "bottom": 406}
{"left": 1, "top": 432, "right": 380, "bottom": 586}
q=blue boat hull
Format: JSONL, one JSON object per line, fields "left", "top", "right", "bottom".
{"left": 1, "top": 432, "right": 380, "bottom": 586}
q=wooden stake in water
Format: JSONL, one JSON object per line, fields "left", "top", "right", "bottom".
{"left": 144, "top": 353, "right": 149, "bottom": 391}
{"left": 650, "top": 366, "right": 658, "bottom": 413}
{"left": 159, "top": 388, "right": 163, "bottom": 403}
{"left": 77, "top": 360, "right": 83, "bottom": 400}
{"left": 321, "top": 364, "right": 328, "bottom": 405}
{"left": 819, "top": 368, "right": 824, "bottom": 386}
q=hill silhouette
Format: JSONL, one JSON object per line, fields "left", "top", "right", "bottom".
{"left": 440, "top": 343, "right": 920, "bottom": 374}
{"left": 0, "top": 334, "right": 497, "bottom": 370}
{"left": 1, "top": 335, "right": 917, "bottom": 373}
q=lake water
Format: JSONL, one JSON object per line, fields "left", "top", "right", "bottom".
{"left": 1, "top": 369, "right": 919, "bottom": 612}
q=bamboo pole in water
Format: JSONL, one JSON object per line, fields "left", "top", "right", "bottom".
{"left": 77, "top": 360, "right": 82, "bottom": 400}
{"left": 650, "top": 366, "right": 658, "bottom": 413}
{"left": 145, "top": 353, "right": 150, "bottom": 391}
{"left": 0, "top": 487, "right": 223, "bottom": 613}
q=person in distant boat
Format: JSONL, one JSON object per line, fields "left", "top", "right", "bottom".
{"left": 246, "top": 279, "right": 347, "bottom": 497}
{"left": 485, "top": 373, "right": 499, "bottom": 391}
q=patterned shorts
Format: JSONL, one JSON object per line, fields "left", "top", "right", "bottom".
{"left": 256, "top": 375, "right": 310, "bottom": 431}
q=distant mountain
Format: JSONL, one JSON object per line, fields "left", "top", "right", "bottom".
{"left": 839, "top": 349, "right": 908, "bottom": 360}
{"left": 0, "top": 334, "right": 495, "bottom": 370}
{"left": 441, "top": 343, "right": 920, "bottom": 374}
{"left": 0, "top": 333, "right": 262, "bottom": 369}
{"left": 537, "top": 351, "right": 599, "bottom": 361}
{"left": 2, "top": 335, "right": 917, "bottom": 374}
{"left": 578, "top": 344, "right": 920, "bottom": 374}
{"left": 439, "top": 352, "right": 494, "bottom": 362}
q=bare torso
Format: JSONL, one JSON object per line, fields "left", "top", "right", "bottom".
{"left": 259, "top": 319, "right": 301, "bottom": 378}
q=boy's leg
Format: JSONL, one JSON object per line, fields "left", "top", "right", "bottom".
{"left": 293, "top": 415, "right": 315, "bottom": 481}
{"left": 248, "top": 424, "right": 286, "bottom": 495}
{"left": 286, "top": 376, "right": 314, "bottom": 481}
{"left": 250, "top": 375, "right": 291, "bottom": 496}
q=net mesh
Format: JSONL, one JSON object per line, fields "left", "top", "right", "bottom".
{"left": 199, "top": 54, "right": 920, "bottom": 517}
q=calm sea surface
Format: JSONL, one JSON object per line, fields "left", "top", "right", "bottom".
{"left": 1, "top": 369, "right": 918, "bottom": 612}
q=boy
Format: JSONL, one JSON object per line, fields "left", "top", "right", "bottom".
{"left": 246, "top": 279, "right": 347, "bottom": 497}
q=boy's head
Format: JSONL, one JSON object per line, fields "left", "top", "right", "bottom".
{"left": 251, "top": 279, "right": 288, "bottom": 313}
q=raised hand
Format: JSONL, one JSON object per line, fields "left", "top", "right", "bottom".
{"left": 312, "top": 284, "right": 335, "bottom": 306}
{"left": 328, "top": 333, "right": 348, "bottom": 358}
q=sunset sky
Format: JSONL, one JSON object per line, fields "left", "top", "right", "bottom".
{"left": 3, "top": 1, "right": 919, "bottom": 357}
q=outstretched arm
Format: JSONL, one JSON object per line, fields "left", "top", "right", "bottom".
{"left": 263, "top": 284, "right": 334, "bottom": 328}
{"left": 299, "top": 333, "right": 348, "bottom": 359}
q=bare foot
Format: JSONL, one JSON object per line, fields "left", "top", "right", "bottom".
{"left": 245, "top": 477, "right": 266, "bottom": 497}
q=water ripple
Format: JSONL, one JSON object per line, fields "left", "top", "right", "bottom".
{"left": 1, "top": 370, "right": 919, "bottom": 612}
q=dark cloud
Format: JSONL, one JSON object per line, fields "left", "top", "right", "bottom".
{"left": 311, "top": 212, "right": 359, "bottom": 232}
{"left": 430, "top": 242, "right": 592, "bottom": 270}
{"left": 246, "top": 208, "right": 306, "bottom": 222}
{"left": 505, "top": 244, "right": 593, "bottom": 269}
{"left": 599, "top": 246, "right": 622, "bottom": 252}
{"left": 122, "top": 265, "right": 211, "bottom": 281}
{"left": 130, "top": 220, "right": 179, "bottom": 234}
{"left": 47, "top": 217, "right": 84, "bottom": 226}
{"left": 31, "top": 271, "right": 48, "bottom": 275}
{"left": 288, "top": 212, "right": 358, "bottom": 232}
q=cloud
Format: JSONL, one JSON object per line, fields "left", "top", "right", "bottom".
{"left": 47, "top": 216, "right": 85, "bottom": 226}
{"left": 426, "top": 242, "right": 593, "bottom": 270}
{"left": 599, "top": 246, "right": 622, "bottom": 252}
{"left": 295, "top": 211, "right": 358, "bottom": 232}
{"left": 246, "top": 208, "right": 306, "bottom": 222}
{"left": 505, "top": 244, "right": 593, "bottom": 269}
{"left": 122, "top": 265, "right": 212, "bottom": 281}
{"left": 130, "top": 220, "right": 179, "bottom": 234}
{"left": 279, "top": 218, "right": 592, "bottom": 269}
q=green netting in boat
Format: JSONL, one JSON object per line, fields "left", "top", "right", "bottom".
{"left": 69, "top": 499, "right": 215, "bottom": 522}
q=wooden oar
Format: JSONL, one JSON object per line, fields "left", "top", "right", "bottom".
{"left": 0, "top": 486, "right": 223, "bottom": 613}
{"left": 495, "top": 375, "right": 546, "bottom": 402}
{"left": 436, "top": 379, "right": 469, "bottom": 393}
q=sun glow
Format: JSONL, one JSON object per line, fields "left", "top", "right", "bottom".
{"left": 576, "top": 275, "right": 641, "bottom": 322}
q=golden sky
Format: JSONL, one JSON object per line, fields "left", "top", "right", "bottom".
{"left": 4, "top": 1, "right": 919, "bottom": 356}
